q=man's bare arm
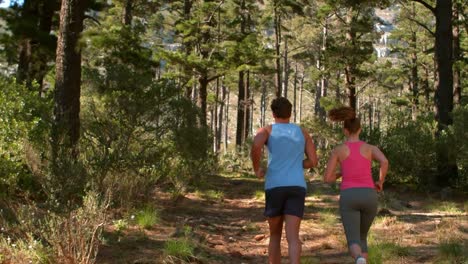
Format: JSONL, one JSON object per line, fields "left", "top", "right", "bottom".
{"left": 250, "top": 127, "right": 269, "bottom": 178}
{"left": 302, "top": 128, "right": 318, "bottom": 169}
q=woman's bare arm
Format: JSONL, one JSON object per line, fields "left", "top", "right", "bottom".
{"left": 371, "top": 145, "right": 388, "bottom": 191}
{"left": 324, "top": 148, "right": 340, "bottom": 183}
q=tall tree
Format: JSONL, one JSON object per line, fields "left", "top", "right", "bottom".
{"left": 265, "top": 0, "right": 305, "bottom": 98}
{"left": 452, "top": 0, "right": 462, "bottom": 105}
{"left": 410, "top": 0, "right": 458, "bottom": 186}
{"left": 5, "top": 0, "right": 60, "bottom": 93}
{"left": 53, "top": 0, "right": 88, "bottom": 155}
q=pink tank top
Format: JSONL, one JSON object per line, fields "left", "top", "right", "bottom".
{"left": 340, "top": 141, "right": 374, "bottom": 190}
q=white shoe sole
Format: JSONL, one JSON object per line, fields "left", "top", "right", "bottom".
{"left": 356, "top": 257, "right": 366, "bottom": 264}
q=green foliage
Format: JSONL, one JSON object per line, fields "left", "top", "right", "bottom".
{"left": 378, "top": 113, "right": 438, "bottom": 187}
{"left": 0, "top": 191, "right": 107, "bottom": 264}
{"left": 0, "top": 232, "right": 52, "bottom": 264}
{"left": 447, "top": 105, "right": 468, "bottom": 189}
{"left": 81, "top": 20, "right": 214, "bottom": 205}
{"left": 375, "top": 106, "right": 468, "bottom": 189}
{"left": 41, "top": 191, "right": 108, "bottom": 264}
{"left": 0, "top": 76, "right": 50, "bottom": 197}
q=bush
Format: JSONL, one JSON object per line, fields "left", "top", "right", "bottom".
{"left": 379, "top": 114, "right": 438, "bottom": 187}
{"left": 42, "top": 191, "right": 109, "bottom": 264}
{"left": 80, "top": 80, "right": 214, "bottom": 206}
{"left": 0, "top": 192, "right": 108, "bottom": 264}
{"left": 0, "top": 76, "right": 51, "bottom": 198}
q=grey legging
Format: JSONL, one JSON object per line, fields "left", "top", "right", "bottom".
{"left": 339, "top": 188, "right": 378, "bottom": 253}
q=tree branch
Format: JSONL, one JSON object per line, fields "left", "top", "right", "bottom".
{"left": 406, "top": 16, "right": 435, "bottom": 37}
{"left": 410, "top": 0, "right": 436, "bottom": 14}
{"left": 84, "top": 15, "right": 101, "bottom": 26}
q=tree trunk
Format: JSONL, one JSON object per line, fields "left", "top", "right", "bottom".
{"left": 299, "top": 74, "right": 304, "bottom": 122}
{"left": 452, "top": 1, "right": 461, "bottom": 105}
{"left": 282, "top": 37, "right": 288, "bottom": 98}
{"left": 236, "top": 71, "right": 245, "bottom": 146}
{"left": 53, "top": 0, "right": 88, "bottom": 155}
{"left": 320, "top": 23, "right": 328, "bottom": 120}
{"left": 345, "top": 66, "right": 357, "bottom": 109}
{"left": 423, "top": 64, "right": 431, "bottom": 110}
{"left": 17, "top": 0, "right": 56, "bottom": 94}
{"left": 274, "top": 8, "right": 282, "bottom": 98}
{"left": 17, "top": 39, "right": 32, "bottom": 86}
{"left": 213, "top": 77, "right": 220, "bottom": 153}
{"left": 122, "top": 0, "right": 133, "bottom": 25}
{"left": 217, "top": 83, "right": 225, "bottom": 152}
{"left": 16, "top": 0, "right": 35, "bottom": 86}
{"left": 315, "top": 58, "right": 321, "bottom": 117}
{"left": 434, "top": 0, "right": 457, "bottom": 187}
{"left": 261, "top": 79, "right": 266, "bottom": 126}
{"left": 293, "top": 64, "right": 297, "bottom": 123}
{"left": 345, "top": 9, "right": 357, "bottom": 109}
{"left": 197, "top": 76, "right": 209, "bottom": 125}
{"left": 411, "top": 28, "right": 419, "bottom": 120}
{"left": 224, "top": 87, "right": 230, "bottom": 154}
{"left": 241, "top": 71, "right": 251, "bottom": 144}
{"left": 183, "top": 0, "right": 193, "bottom": 98}
{"left": 36, "top": 0, "right": 57, "bottom": 95}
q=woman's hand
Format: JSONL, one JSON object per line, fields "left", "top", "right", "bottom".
{"left": 255, "top": 167, "right": 266, "bottom": 179}
{"left": 375, "top": 180, "right": 384, "bottom": 192}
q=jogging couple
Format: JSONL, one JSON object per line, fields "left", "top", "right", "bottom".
{"left": 251, "top": 97, "right": 388, "bottom": 264}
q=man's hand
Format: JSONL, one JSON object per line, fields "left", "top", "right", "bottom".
{"left": 255, "top": 168, "right": 266, "bottom": 179}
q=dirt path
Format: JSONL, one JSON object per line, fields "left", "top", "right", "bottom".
{"left": 97, "top": 173, "right": 468, "bottom": 264}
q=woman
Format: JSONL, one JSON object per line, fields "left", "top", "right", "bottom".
{"left": 251, "top": 97, "right": 317, "bottom": 264}
{"left": 323, "top": 107, "right": 388, "bottom": 264}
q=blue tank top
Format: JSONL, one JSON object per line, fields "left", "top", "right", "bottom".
{"left": 265, "top": 123, "right": 306, "bottom": 190}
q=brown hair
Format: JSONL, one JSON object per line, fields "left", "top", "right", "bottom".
{"left": 271, "top": 97, "right": 292, "bottom": 118}
{"left": 328, "top": 106, "right": 361, "bottom": 134}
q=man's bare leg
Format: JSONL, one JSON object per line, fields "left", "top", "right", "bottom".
{"left": 268, "top": 216, "right": 284, "bottom": 264}
{"left": 285, "top": 215, "right": 302, "bottom": 264}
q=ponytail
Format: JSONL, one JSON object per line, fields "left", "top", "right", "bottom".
{"left": 328, "top": 107, "right": 361, "bottom": 134}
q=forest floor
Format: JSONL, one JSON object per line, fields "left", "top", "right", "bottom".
{"left": 96, "top": 172, "right": 468, "bottom": 264}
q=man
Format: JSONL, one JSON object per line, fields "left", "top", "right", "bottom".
{"left": 251, "top": 97, "right": 318, "bottom": 264}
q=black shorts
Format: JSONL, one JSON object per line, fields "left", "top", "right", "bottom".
{"left": 264, "top": 186, "right": 306, "bottom": 218}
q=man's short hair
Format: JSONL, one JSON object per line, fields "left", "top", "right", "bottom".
{"left": 271, "top": 97, "right": 292, "bottom": 118}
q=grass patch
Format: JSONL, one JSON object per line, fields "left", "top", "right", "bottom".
{"left": 374, "top": 215, "right": 398, "bottom": 227}
{"left": 437, "top": 240, "right": 467, "bottom": 263}
{"left": 196, "top": 189, "right": 224, "bottom": 202}
{"left": 310, "top": 188, "right": 322, "bottom": 199}
{"left": 163, "top": 239, "right": 195, "bottom": 261}
{"left": 368, "top": 241, "right": 410, "bottom": 264}
{"left": 321, "top": 196, "right": 334, "bottom": 203}
{"left": 242, "top": 222, "right": 260, "bottom": 233}
{"left": 135, "top": 206, "right": 160, "bottom": 229}
{"left": 300, "top": 256, "right": 321, "bottom": 264}
{"left": 425, "top": 201, "right": 463, "bottom": 214}
{"left": 318, "top": 208, "right": 338, "bottom": 227}
{"left": 113, "top": 219, "right": 129, "bottom": 232}
{"left": 0, "top": 234, "right": 52, "bottom": 264}
{"left": 254, "top": 190, "right": 264, "bottom": 200}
